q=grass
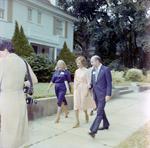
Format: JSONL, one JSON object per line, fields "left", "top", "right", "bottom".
{"left": 115, "top": 120, "right": 150, "bottom": 148}
{"left": 32, "top": 83, "right": 73, "bottom": 99}
{"left": 31, "top": 81, "right": 150, "bottom": 99}
{"left": 32, "top": 83, "right": 56, "bottom": 99}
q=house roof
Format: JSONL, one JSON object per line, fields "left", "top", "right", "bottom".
{"left": 35, "top": 0, "right": 78, "bottom": 21}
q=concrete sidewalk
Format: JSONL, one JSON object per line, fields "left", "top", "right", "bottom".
{"left": 2, "top": 90, "right": 150, "bottom": 148}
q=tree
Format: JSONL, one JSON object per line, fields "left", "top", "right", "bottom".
{"left": 59, "top": 0, "right": 108, "bottom": 64}
{"left": 109, "top": 0, "right": 150, "bottom": 68}
{"left": 11, "top": 21, "right": 34, "bottom": 57}
{"left": 59, "top": 0, "right": 150, "bottom": 69}
{"left": 19, "top": 25, "right": 34, "bottom": 57}
{"left": 89, "top": 0, "right": 150, "bottom": 68}
{"left": 11, "top": 20, "right": 20, "bottom": 55}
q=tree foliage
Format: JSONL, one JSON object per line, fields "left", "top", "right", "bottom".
{"left": 11, "top": 20, "right": 34, "bottom": 57}
{"left": 59, "top": 0, "right": 150, "bottom": 69}
{"left": 11, "top": 21, "right": 20, "bottom": 54}
{"left": 59, "top": 0, "right": 109, "bottom": 64}
{"left": 57, "top": 41, "right": 77, "bottom": 65}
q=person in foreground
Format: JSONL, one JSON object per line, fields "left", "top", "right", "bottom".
{"left": 87, "top": 55, "right": 112, "bottom": 138}
{"left": 0, "top": 39, "right": 38, "bottom": 148}
{"left": 47, "top": 60, "right": 73, "bottom": 124}
{"left": 73, "top": 56, "right": 96, "bottom": 128}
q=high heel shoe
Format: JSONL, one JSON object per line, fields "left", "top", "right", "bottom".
{"left": 73, "top": 122, "right": 80, "bottom": 128}
{"left": 54, "top": 117, "right": 60, "bottom": 124}
{"left": 85, "top": 114, "right": 89, "bottom": 123}
{"left": 65, "top": 112, "right": 69, "bottom": 118}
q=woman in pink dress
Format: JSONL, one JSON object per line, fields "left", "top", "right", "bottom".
{"left": 73, "top": 56, "right": 96, "bottom": 128}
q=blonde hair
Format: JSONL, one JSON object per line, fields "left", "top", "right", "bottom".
{"left": 55, "top": 60, "right": 67, "bottom": 70}
{"left": 75, "top": 56, "right": 86, "bottom": 66}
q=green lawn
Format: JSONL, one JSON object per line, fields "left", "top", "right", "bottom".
{"left": 32, "top": 83, "right": 56, "bottom": 99}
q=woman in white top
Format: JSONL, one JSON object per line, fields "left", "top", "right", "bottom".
{"left": 73, "top": 56, "right": 96, "bottom": 128}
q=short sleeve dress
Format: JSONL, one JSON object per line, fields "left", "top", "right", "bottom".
{"left": 51, "top": 70, "right": 71, "bottom": 107}
{"left": 74, "top": 67, "right": 96, "bottom": 110}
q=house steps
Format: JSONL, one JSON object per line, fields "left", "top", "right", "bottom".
{"left": 114, "top": 86, "right": 134, "bottom": 95}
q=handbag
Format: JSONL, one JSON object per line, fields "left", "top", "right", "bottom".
{"left": 64, "top": 81, "right": 70, "bottom": 94}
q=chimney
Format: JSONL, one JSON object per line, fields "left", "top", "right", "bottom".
{"left": 55, "top": 0, "right": 58, "bottom": 6}
{"left": 47, "top": 0, "right": 58, "bottom": 6}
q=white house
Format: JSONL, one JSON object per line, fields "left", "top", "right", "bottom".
{"left": 0, "top": 0, "right": 78, "bottom": 60}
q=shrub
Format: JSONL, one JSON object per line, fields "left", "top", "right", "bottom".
{"left": 142, "top": 74, "right": 150, "bottom": 83}
{"left": 57, "top": 41, "right": 77, "bottom": 81}
{"left": 57, "top": 41, "right": 77, "bottom": 65}
{"left": 125, "top": 68, "right": 143, "bottom": 82}
{"left": 111, "top": 70, "right": 125, "bottom": 85}
{"left": 67, "top": 61, "right": 78, "bottom": 81}
{"left": 24, "top": 53, "right": 56, "bottom": 82}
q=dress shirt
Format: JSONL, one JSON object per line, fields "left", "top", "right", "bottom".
{"left": 95, "top": 64, "right": 102, "bottom": 82}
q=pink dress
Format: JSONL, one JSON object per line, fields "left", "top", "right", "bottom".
{"left": 74, "top": 67, "right": 96, "bottom": 110}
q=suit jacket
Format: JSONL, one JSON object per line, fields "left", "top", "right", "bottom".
{"left": 90, "top": 65, "right": 112, "bottom": 100}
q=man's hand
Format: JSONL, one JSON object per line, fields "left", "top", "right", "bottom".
{"left": 70, "top": 88, "right": 73, "bottom": 94}
{"left": 87, "top": 85, "right": 91, "bottom": 90}
{"left": 105, "top": 96, "right": 110, "bottom": 102}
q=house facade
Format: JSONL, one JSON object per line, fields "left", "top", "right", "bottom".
{"left": 0, "top": 0, "right": 78, "bottom": 60}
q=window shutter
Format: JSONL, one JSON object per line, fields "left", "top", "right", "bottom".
{"left": 53, "top": 17, "right": 56, "bottom": 35}
{"left": 7, "top": 0, "right": 13, "bottom": 22}
{"left": 65, "top": 21, "right": 68, "bottom": 38}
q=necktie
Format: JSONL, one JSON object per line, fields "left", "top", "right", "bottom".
{"left": 95, "top": 68, "right": 98, "bottom": 82}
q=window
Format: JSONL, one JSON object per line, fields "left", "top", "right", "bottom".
{"left": 0, "top": 0, "right": 5, "bottom": 20}
{"left": 0, "top": 9, "right": 4, "bottom": 19}
{"left": 37, "top": 12, "right": 41, "bottom": 24}
{"left": 32, "top": 46, "right": 37, "bottom": 54}
{"left": 56, "top": 20, "right": 63, "bottom": 36}
{"left": 57, "top": 48, "right": 61, "bottom": 56}
{"left": 28, "top": 8, "right": 32, "bottom": 21}
{"left": 53, "top": 17, "right": 68, "bottom": 37}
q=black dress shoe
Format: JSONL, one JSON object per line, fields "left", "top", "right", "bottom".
{"left": 98, "top": 126, "right": 109, "bottom": 130}
{"left": 88, "top": 132, "right": 95, "bottom": 138}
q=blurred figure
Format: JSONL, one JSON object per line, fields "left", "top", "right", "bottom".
{"left": 0, "top": 39, "right": 38, "bottom": 148}
{"left": 47, "top": 60, "right": 73, "bottom": 123}
{"left": 73, "top": 56, "right": 96, "bottom": 128}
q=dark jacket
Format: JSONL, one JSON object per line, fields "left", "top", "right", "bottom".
{"left": 90, "top": 65, "right": 112, "bottom": 100}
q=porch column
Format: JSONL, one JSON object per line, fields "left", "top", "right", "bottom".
{"left": 54, "top": 47, "right": 57, "bottom": 60}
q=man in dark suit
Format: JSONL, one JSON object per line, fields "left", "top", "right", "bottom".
{"left": 87, "top": 55, "right": 112, "bottom": 138}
